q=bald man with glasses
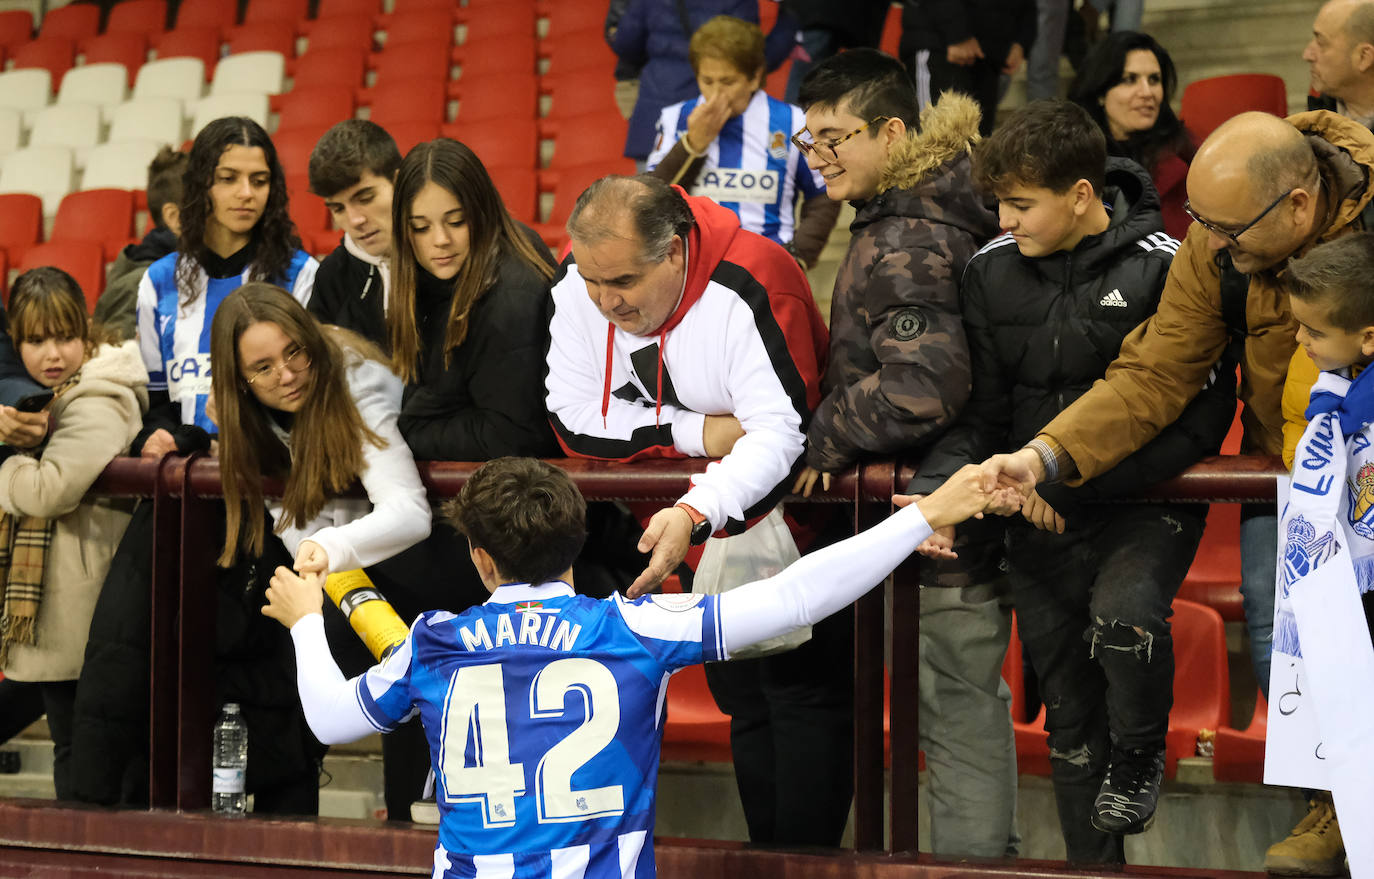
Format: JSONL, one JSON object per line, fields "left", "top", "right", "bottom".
{"left": 980, "top": 109, "right": 1374, "bottom": 874}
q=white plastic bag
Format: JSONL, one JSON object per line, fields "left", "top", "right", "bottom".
{"left": 692, "top": 506, "right": 810, "bottom": 659}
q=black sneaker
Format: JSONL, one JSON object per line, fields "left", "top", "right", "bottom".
{"left": 1091, "top": 746, "right": 1165, "bottom": 834}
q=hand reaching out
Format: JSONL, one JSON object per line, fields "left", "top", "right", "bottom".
{"left": 791, "top": 466, "right": 831, "bottom": 498}
{"left": 946, "top": 36, "right": 984, "bottom": 66}
{"left": 916, "top": 524, "right": 958, "bottom": 560}
{"left": 1021, "top": 489, "right": 1066, "bottom": 533}
{"left": 294, "top": 539, "right": 330, "bottom": 576}
{"left": 0, "top": 406, "right": 49, "bottom": 449}
{"left": 262, "top": 566, "right": 325, "bottom": 630}
{"left": 627, "top": 505, "right": 693, "bottom": 598}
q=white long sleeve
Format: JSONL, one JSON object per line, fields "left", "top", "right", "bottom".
{"left": 271, "top": 356, "right": 432, "bottom": 573}
{"left": 288, "top": 614, "right": 378, "bottom": 744}
{"left": 716, "top": 502, "right": 933, "bottom": 657}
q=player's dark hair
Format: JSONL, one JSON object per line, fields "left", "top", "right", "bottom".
{"left": 308, "top": 119, "right": 402, "bottom": 198}
{"left": 1287, "top": 232, "right": 1374, "bottom": 332}
{"left": 444, "top": 457, "right": 587, "bottom": 586}
{"left": 972, "top": 100, "right": 1106, "bottom": 195}
{"left": 796, "top": 48, "right": 920, "bottom": 130}
{"left": 147, "top": 146, "right": 188, "bottom": 230}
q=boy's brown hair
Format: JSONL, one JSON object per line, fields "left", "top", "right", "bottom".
{"left": 972, "top": 100, "right": 1106, "bottom": 196}
{"left": 443, "top": 457, "right": 587, "bottom": 586}
{"left": 1287, "top": 232, "right": 1374, "bottom": 332}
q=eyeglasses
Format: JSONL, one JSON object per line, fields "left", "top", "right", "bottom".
{"left": 790, "top": 116, "right": 891, "bottom": 163}
{"left": 1184, "top": 188, "right": 1294, "bottom": 246}
{"left": 244, "top": 346, "right": 311, "bottom": 389}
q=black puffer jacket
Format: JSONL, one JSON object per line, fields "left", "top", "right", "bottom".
{"left": 909, "top": 158, "right": 1235, "bottom": 521}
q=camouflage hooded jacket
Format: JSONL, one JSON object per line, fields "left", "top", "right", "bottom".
{"left": 805, "top": 92, "right": 998, "bottom": 473}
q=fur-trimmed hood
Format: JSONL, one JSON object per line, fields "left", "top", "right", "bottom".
{"left": 852, "top": 91, "right": 997, "bottom": 243}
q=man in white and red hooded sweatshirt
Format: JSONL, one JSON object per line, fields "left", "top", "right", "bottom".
{"left": 544, "top": 175, "right": 855, "bottom": 847}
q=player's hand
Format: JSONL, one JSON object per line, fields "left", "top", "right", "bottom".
{"left": 702, "top": 414, "right": 745, "bottom": 458}
{"left": 1002, "top": 41, "right": 1025, "bottom": 74}
{"left": 294, "top": 539, "right": 329, "bottom": 576}
{"left": 1021, "top": 489, "right": 1066, "bottom": 533}
{"left": 0, "top": 406, "right": 49, "bottom": 448}
{"left": 913, "top": 509, "right": 958, "bottom": 559}
{"left": 140, "top": 428, "right": 178, "bottom": 460}
{"left": 686, "top": 90, "right": 734, "bottom": 153}
{"left": 946, "top": 36, "right": 984, "bottom": 66}
{"left": 262, "top": 566, "right": 325, "bottom": 629}
{"left": 627, "top": 505, "right": 693, "bottom": 598}
{"left": 979, "top": 446, "right": 1043, "bottom": 498}
{"left": 908, "top": 464, "right": 1023, "bottom": 529}
{"left": 791, "top": 466, "right": 831, "bottom": 498}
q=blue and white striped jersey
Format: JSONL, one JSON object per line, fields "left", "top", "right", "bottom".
{"left": 647, "top": 90, "right": 825, "bottom": 247}
{"left": 356, "top": 581, "right": 724, "bottom": 879}
{"left": 136, "top": 250, "right": 317, "bottom": 431}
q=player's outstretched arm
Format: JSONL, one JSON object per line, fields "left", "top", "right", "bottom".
{"left": 717, "top": 465, "right": 1012, "bottom": 654}
{"left": 263, "top": 566, "right": 378, "bottom": 745}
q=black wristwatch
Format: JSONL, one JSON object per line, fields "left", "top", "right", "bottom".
{"left": 675, "top": 502, "right": 712, "bottom": 545}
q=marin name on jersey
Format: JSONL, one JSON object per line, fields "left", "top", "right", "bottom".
{"left": 458, "top": 609, "right": 582, "bottom": 653}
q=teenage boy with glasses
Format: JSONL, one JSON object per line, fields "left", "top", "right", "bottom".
{"left": 792, "top": 49, "right": 1011, "bottom": 859}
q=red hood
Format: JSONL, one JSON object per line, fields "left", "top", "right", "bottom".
{"left": 657, "top": 187, "right": 742, "bottom": 334}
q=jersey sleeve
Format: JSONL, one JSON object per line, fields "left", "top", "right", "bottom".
{"left": 354, "top": 623, "right": 422, "bottom": 732}
{"left": 611, "top": 592, "right": 725, "bottom": 668}
{"left": 289, "top": 613, "right": 415, "bottom": 744}
{"left": 136, "top": 268, "right": 165, "bottom": 393}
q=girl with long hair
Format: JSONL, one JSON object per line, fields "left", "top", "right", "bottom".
{"left": 1068, "top": 32, "right": 1196, "bottom": 239}
{"left": 386, "top": 138, "right": 559, "bottom": 461}
{"left": 210, "top": 282, "right": 430, "bottom": 575}
{"left": 0, "top": 267, "right": 147, "bottom": 800}
{"left": 136, "top": 115, "right": 317, "bottom": 458}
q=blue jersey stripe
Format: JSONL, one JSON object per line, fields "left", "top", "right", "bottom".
{"left": 758, "top": 97, "right": 794, "bottom": 242}
{"left": 715, "top": 112, "right": 744, "bottom": 218}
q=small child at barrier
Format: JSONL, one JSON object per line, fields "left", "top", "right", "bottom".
{"left": 0, "top": 267, "right": 148, "bottom": 800}
{"left": 263, "top": 456, "right": 1017, "bottom": 878}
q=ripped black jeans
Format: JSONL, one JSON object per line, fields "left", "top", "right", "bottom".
{"left": 1005, "top": 503, "right": 1205, "bottom": 866}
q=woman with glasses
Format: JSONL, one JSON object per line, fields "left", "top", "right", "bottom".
{"left": 1069, "top": 32, "right": 1195, "bottom": 239}
{"left": 646, "top": 15, "right": 838, "bottom": 268}
{"left": 210, "top": 283, "right": 430, "bottom": 577}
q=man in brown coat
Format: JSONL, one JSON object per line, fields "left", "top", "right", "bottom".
{"left": 981, "top": 109, "right": 1374, "bottom": 875}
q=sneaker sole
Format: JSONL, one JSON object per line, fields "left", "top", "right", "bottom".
{"left": 1263, "top": 856, "right": 1347, "bottom": 877}
{"left": 1090, "top": 808, "right": 1156, "bottom": 836}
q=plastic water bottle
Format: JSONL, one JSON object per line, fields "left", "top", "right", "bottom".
{"left": 211, "top": 702, "right": 248, "bottom": 816}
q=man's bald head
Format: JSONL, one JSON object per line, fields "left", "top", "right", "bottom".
{"left": 1327, "top": 0, "right": 1374, "bottom": 46}
{"left": 566, "top": 175, "right": 695, "bottom": 265}
{"left": 1187, "top": 113, "right": 1325, "bottom": 273}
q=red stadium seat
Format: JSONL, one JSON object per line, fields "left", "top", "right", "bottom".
{"left": 52, "top": 189, "right": 137, "bottom": 262}
{"left": 538, "top": 27, "right": 616, "bottom": 78}
{"left": 1163, "top": 599, "right": 1230, "bottom": 778}
{"left": 1177, "top": 503, "right": 1244, "bottom": 621}
{"left": 488, "top": 166, "right": 537, "bottom": 225}
{"left": 304, "top": 14, "right": 375, "bottom": 52}
{"left": 370, "top": 38, "right": 454, "bottom": 86}
{"left": 452, "top": 73, "right": 537, "bottom": 125}
{"left": 273, "top": 86, "right": 356, "bottom": 134}
{"left": 227, "top": 22, "right": 296, "bottom": 58}
{"left": 539, "top": 2, "right": 604, "bottom": 35}
{"left": 315, "top": 0, "right": 383, "bottom": 20}
{"left": 244, "top": 0, "right": 309, "bottom": 29}
{"left": 286, "top": 174, "right": 334, "bottom": 256}
{"left": 363, "top": 78, "right": 449, "bottom": 126}
{"left": 380, "top": 9, "right": 455, "bottom": 48}
{"left": 0, "top": 193, "right": 43, "bottom": 266}
{"left": 1180, "top": 74, "right": 1290, "bottom": 142}
{"left": 0, "top": 10, "right": 33, "bottom": 53}
{"left": 389, "top": 0, "right": 462, "bottom": 16}
{"left": 381, "top": 120, "right": 442, "bottom": 156}
{"left": 443, "top": 121, "right": 537, "bottom": 173}
{"left": 458, "top": 43, "right": 536, "bottom": 79}
{"left": 660, "top": 663, "right": 731, "bottom": 763}
{"left": 538, "top": 111, "right": 631, "bottom": 190}
{"left": 155, "top": 27, "right": 220, "bottom": 78}
{"left": 39, "top": 4, "right": 99, "bottom": 42}
{"left": 274, "top": 128, "right": 330, "bottom": 180}
{"left": 539, "top": 70, "right": 621, "bottom": 138}
{"left": 12, "top": 38, "right": 75, "bottom": 91}
{"left": 174, "top": 0, "right": 238, "bottom": 32}
{"left": 1212, "top": 690, "right": 1268, "bottom": 783}
{"left": 293, "top": 46, "right": 368, "bottom": 92}
{"left": 532, "top": 162, "right": 628, "bottom": 249}
{"left": 81, "top": 33, "right": 148, "bottom": 86}
{"left": 107, "top": 0, "right": 168, "bottom": 37}
{"left": 19, "top": 240, "right": 106, "bottom": 306}
{"left": 460, "top": 3, "right": 535, "bottom": 38}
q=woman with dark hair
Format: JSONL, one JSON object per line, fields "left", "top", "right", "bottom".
{"left": 1069, "top": 32, "right": 1195, "bottom": 239}
{"left": 387, "top": 138, "right": 559, "bottom": 461}
{"left": 136, "top": 115, "right": 317, "bottom": 458}
{"left": 210, "top": 282, "right": 429, "bottom": 575}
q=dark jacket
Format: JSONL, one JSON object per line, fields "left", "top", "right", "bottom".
{"left": 309, "top": 237, "right": 388, "bottom": 349}
{"left": 806, "top": 92, "right": 998, "bottom": 473}
{"left": 898, "top": 0, "right": 1036, "bottom": 69}
{"left": 94, "top": 226, "right": 178, "bottom": 342}
{"left": 908, "top": 158, "right": 1235, "bottom": 521}
{"left": 612, "top": 0, "right": 793, "bottom": 159}
{"left": 399, "top": 233, "right": 560, "bottom": 461}
{"left": 781, "top": 0, "right": 890, "bottom": 48}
